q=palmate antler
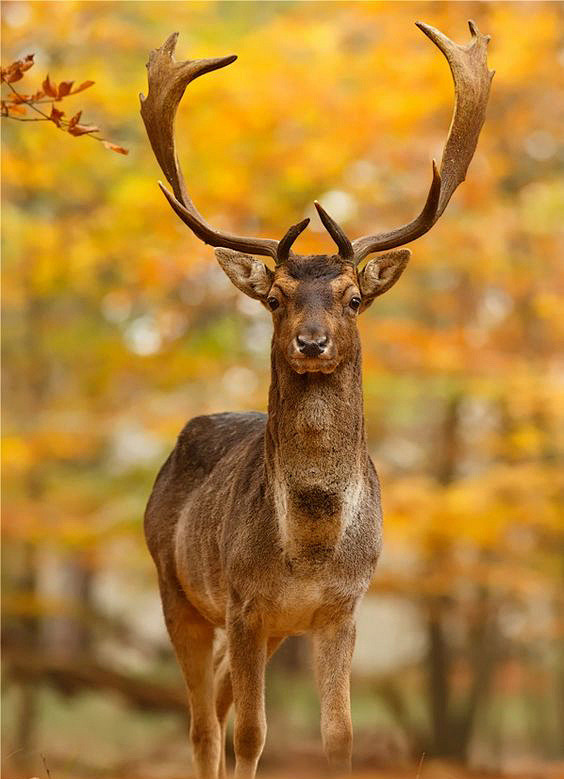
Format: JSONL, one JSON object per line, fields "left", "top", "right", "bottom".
{"left": 141, "top": 22, "right": 493, "bottom": 267}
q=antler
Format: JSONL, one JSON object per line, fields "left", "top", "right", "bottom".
{"left": 140, "top": 33, "right": 279, "bottom": 260}
{"left": 348, "top": 20, "right": 494, "bottom": 264}
{"left": 142, "top": 23, "right": 493, "bottom": 268}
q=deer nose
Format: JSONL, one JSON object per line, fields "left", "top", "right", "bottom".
{"left": 296, "top": 334, "right": 329, "bottom": 358}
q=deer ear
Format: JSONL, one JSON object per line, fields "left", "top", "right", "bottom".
{"left": 358, "top": 249, "right": 411, "bottom": 309}
{"left": 215, "top": 248, "right": 274, "bottom": 301}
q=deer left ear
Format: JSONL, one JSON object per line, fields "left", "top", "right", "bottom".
{"left": 215, "top": 248, "right": 274, "bottom": 301}
{"left": 357, "top": 249, "right": 411, "bottom": 309}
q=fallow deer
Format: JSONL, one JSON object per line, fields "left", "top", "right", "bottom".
{"left": 142, "top": 21, "right": 493, "bottom": 779}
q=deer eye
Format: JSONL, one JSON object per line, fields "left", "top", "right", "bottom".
{"left": 349, "top": 297, "right": 361, "bottom": 311}
{"left": 267, "top": 297, "right": 280, "bottom": 311}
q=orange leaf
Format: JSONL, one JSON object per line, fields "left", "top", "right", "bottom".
{"left": 2, "top": 66, "right": 23, "bottom": 83}
{"left": 57, "top": 81, "right": 74, "bottom": 98}
{"left": 102, "top": 141, "right": 129, "bottom": 155}
{"left": 7, "top": 103, "right": 27, "bottom": 116}
{"left": 42, "top": 75, "right": 57, "bottom": 98}
{"left": 68, "top": 110, "right": 82, "bottom": 129}
{"left": 71, "top": 80, "right": 95, "bottom": 94}
{"left": 1, "top": 54, "right": 34, "bottom": 83}
{"left": 68, "top": 123, "right": 99, "bottom": 136}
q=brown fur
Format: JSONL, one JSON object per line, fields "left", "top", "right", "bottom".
{"left": 144, "top": 251, "right": 409, "bottom": 779}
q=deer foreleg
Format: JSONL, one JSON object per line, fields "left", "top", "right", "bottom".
{"left": 160, "top": 582, "right": 221, "bottom": 779}
{"left": 312, "top": 616, "right": 356, "bottom": 774}
{"left": 226, "top": 609, "right": 268, "bottom": 779}
{"left": 215, "top": 633, "right": 285, "bottom": 779}
{"left": 214, "top": 633, "right": 285, "bottom": 778}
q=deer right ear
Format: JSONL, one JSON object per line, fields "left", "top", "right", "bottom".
{"left": 215, "top": 248, "right": 274, "bottom": 301}
{"left": 357, "top": 249, "right": 411, "bottom": 309}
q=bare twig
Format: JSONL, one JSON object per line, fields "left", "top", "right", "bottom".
{"left": 5, "top": 81, "right": 52, "bottom": 120}
{"left": 41, "top": 753, "right": 52, "bottom": 779}
{"left": 416, "top": 751, "right": 426, "bottom": 779}
{"left": 1, "top": 115, "right": 48, "bottom": 122}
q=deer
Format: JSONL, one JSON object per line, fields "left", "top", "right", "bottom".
{"left": 141, "top": 20, "right": 493, "bottom": 779}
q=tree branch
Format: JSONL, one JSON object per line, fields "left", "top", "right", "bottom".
{"left": 4, "top": 648, "right": 187, "bottom": 715}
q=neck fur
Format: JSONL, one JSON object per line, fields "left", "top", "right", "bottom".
{"left": 265, "top": 337, "right": 367, "bottom": 561}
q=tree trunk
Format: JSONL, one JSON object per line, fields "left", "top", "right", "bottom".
{"left": 425, "top": 392, "right": 461, "bottom": 757}
{"left": 427, "top": 595, "right": 452, "bottom": 755}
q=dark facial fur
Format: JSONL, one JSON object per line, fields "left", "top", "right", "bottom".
{"left": 267, "top": 258, "right": 361, "bottom": 375}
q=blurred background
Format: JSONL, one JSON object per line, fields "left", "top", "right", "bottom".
{"left": 2, "top": 2, "right": 563, "bottom": 778}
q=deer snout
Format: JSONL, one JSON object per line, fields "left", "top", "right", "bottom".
{"left": 295, "top": 333, "right": 329, "bottom": 358}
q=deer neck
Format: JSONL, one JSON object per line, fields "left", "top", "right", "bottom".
{"left": 265, "top": 337, "right": 367, "bottom": 562}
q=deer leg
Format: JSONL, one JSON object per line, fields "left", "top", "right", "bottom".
{"left": 226, "top": 610, "right": 269, "bottom": 779}
{"left": 312, "top": 617, "right": 356, "bottom": 775}
{"left": 214, "top": 634, "right": 285, "bottom": 779}
{"left": 160, "top": 581, "right": 220, "bottom": 779}
{"left": 213, "top": 635, "right": 231, "bottom": 779}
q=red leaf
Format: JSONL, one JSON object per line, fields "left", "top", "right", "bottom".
{"left": 50, "top": 105, "right": 65, "bottom": 127}
{"left": 42, "top": 75, "right": 57, "bottom": 98}
{"left": 102, "top": 141, "right": 129, "bottom": 155}
{"left": 57, "top": 81, "right": 74, "bottom": 98}
{"left": 71, "top": 80, "right": 95, "bottom": 94}
{"left": 30, "top": 90, "right": 45, "bottom": 101}
{"left": 68, "top": 110, "right": 82, "bottom": 129}
{"left": 68, "top": 123, "right": 99, "bottom": 136}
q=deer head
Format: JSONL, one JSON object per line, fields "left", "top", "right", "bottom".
{"left": 140, "top": 22, "right": 493, "bottom": 374}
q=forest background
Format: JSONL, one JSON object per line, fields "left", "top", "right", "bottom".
{"left": 2, "top": 2, "right": 563, "bottom": 778}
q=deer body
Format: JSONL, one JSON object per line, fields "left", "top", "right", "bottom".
{"left": 141, "top": 20, "right": 492, "bottom": 779}
{"left": 145, "top": 273, "right": 381, "bottom": 778}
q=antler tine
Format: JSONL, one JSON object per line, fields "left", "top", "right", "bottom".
{"left": 140, "top": 33, "right": 279, "bottom": 259}
{"left": 352, "top": 20, "right": 494, "bottom": 264}
{"left": 314, "top": 201, "right": 354, "bottom": 261}
{"left": 277, "top": 218, "right": 310, "bottom": 265}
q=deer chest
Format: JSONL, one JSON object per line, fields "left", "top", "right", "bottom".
{"left": 264, "top": 577, "right": 327, "bottom": 634}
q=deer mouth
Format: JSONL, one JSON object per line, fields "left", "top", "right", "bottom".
{"left": 288, "top": 354, "right": 340, "bottom": 374}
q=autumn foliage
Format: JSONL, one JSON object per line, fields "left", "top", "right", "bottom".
{"left": 2, "top": 52, "right": 127, "bottom": 153}
{"left": 1, "top": 2, "right": 563, "bottom": 778}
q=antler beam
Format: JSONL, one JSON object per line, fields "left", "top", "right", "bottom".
{"left": 140, "top": 32, "right": 279, "bottom": 259}
{"left": 350, "top": 20, "right": 494, "bottom": 264}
